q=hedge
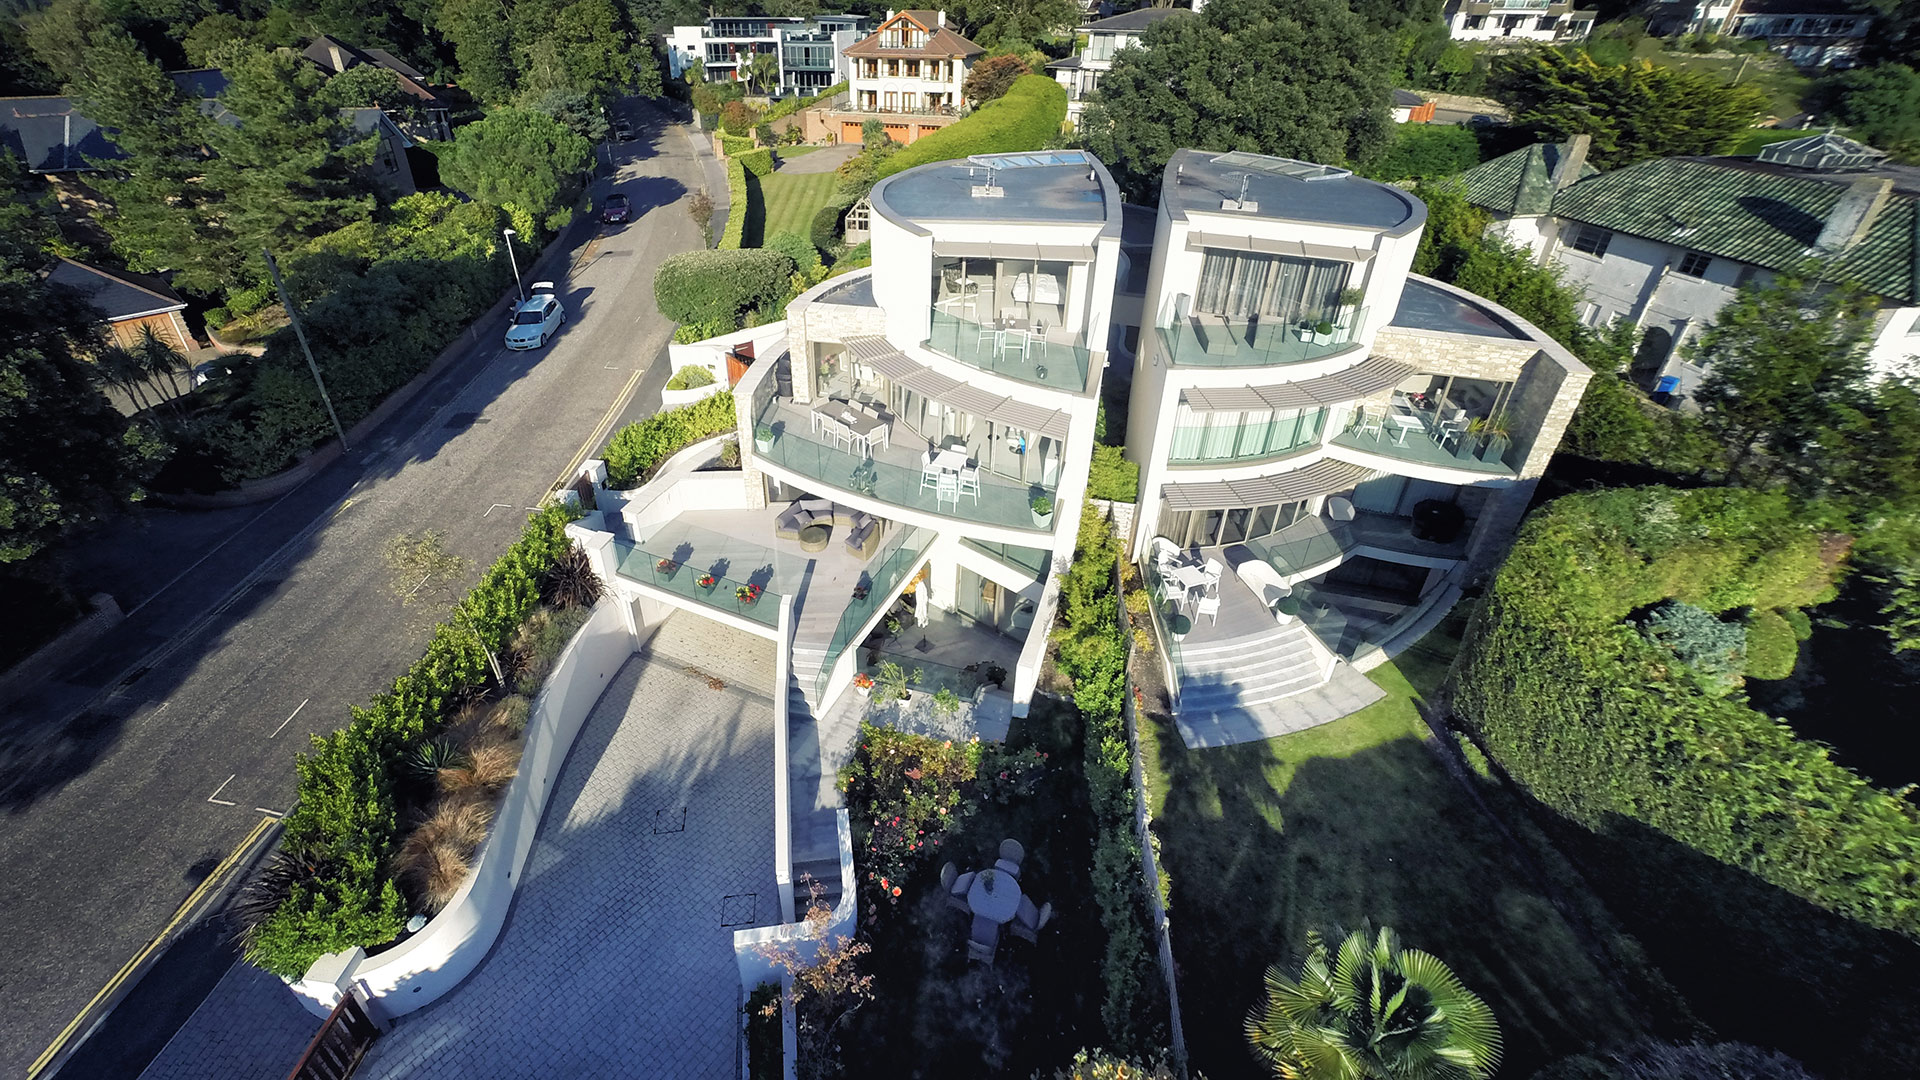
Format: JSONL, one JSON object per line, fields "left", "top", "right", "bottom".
{"left": 601, "top": 391, "right": 738, "bottom": 488}
{"left": 737, "top": 147, "right": 775, "bottom": 178}
{"left": 1087, "top": 445, "right": 1138, "bottom": 502}
{"left": 245, "top": 503, "right": 580, "bottom": 977}
{"left": 763, "top": 82, "right": 845, "bottom": 123}
{"left": 876, "top": 75, "right": 1067, "bottom": 179}
{"left": 1744, "top": 608, "right": 1799, "bottom": 681}
{"left": 719, "top": 133, "right": 754, "bottom": 157}
{"left": 1052, "top": 503, "right": 1165, "bottom": 1054}
{"left": 652, "top": 248, "right": 793, "bottom": 328}
{"left": 720, "top": 157, "right": 749, "bottom": 249}
{"left": 1453, "top": 486, "right": 1920, "bottom": 939}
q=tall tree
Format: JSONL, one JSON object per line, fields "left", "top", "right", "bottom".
{"left": 1079, "top": 0, "right": 1395, "bottom": 204}
{"left": 20, "top": 0, "right": 108, "bottom": 78}
{"left": 203, "top": 46, "right": 376, "bottom": 274}
{"left": 1246, "top": 926, "right": 1502, "bottom": 1080}
{"left": 1815, "top": 63, "right": 1920, "bottom": 159}
{"left": 948, "top": 0, "right": 1079, "bottom": 50}
{"left": 1494, "top": 50, "right": 1770, "bottom": 169}
{"left": 962, "top": 53, "right": 1029, "bottom": 104}
{"left": 434, "top": 0, "right": 516, "bottom": 102}
{"left": 435, "top": 106, "right": 592, "bottom": 229}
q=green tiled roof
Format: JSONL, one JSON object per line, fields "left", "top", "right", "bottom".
{"left": 1459, "top": 141, "right": 1596, "bottom": 216}
{"left": 1547, "top": 157, "right": 1919, "bottom": 304}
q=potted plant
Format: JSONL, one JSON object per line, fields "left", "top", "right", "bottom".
{"left": 1273, "top": 595, "right": 1300, "bottom": 626}
{"left": 697, "top": 572, "right": 718, "bottom": 590}
{"left": 1030, "top": 492, "right": 1055, "bottom": 529}
{"left": 1334, "top": 286, "right": 1366, "bottom": 330}
{"left": 656, "top": 557, "right": 680, "bottom": 578}
{"left": 753, "top": 423, "right": 775, "bottom": 454}
{"left": 736, "top": 582, "right": 763, "bottom": 605}
{"left": 1468, "top": 413, "right": 1512, "bottom": 463}
{"left": 1312, "top": 319, "right": 1336, "bottom": 346}
{"left": 853, "top": 671, "right": 874, "bottom": 698}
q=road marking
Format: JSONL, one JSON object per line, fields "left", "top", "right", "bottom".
{"left": 27, "top": 815, "right": 277, "bottom": 1080}
{"left": 483, "top": 503, "right": 513, "bottom": 517}
{"left": 269, "top": 698, "right": 309, "bottom": 739}
{"left": 206, "top": 775, "right": 237, "bottom": 806}
{"left": 549, "top": 367, "right": 645, "bottom": 495}
{"left": 254, "top": 807, "right": 284, "bottom": 818}
{"left": 333, "top": 498, "right": 356, "bottom": 517}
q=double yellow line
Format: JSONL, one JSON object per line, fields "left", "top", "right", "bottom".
{"left": 549, "top": 367, "right": 645, "bottom": 495}
{"left": 29, "top": 815, "right": 278, "bottom": 1080}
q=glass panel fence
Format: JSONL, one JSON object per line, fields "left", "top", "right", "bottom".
{"left": 926, "top": 307, "right": 1091, "bottom": 392}
{"left": 1158, "top": 305, "right": 1368, "bottom": 368}
{"left": 611, "top": 539, "right": 780, "bottom": 628}
{"left": 816, "top": 526, "right": 935, "bottom": 701}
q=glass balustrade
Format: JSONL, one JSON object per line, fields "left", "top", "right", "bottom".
{"left": 1168, "top": 409, "right": 1328, "bottom": 464}
{"left": 1158, "top": 306, "right": 1368, "bottom": 368}
{"left": 1328, "top": 409, "right": 1520, "bottom": 475}
{"left": 610, "top": 539, "right": 780, "bottom": 628}
{"left": 816, "top": 526, "right": 935, "bottom": 701}
{"left": 926, "top": 306, "right": 1091, "bottom": 392}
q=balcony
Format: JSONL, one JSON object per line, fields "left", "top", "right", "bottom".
{"left": 1158, "top": 308, "right": 1367, "bottom": 368}
{"left": 1328, "top": 408, "right": 1519, "bottom": 475}
{"left": 1168, "top": 408, "right": 1329, "bottom": 466}
{"left": 926, "top": 307, "right": 1091, "bottom": 393}
{"left": 609, "top": 534, "right": 783, "bottom": 628}
{"left": 751, "top": 391, "right": 1059, "bottom": 533}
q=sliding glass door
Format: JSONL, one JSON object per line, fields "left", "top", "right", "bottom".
{"left": 1155, "top": 499, "right": 1307, "bottom": 549}
{"left": 1194, "top": 249, "right": 1350, "bottom": 324}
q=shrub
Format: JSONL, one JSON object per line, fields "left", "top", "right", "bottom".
{"left": 837, "top": 722, "right": 984, "bottom": 902}
{"left": 1363, "top": 123, "right": 1483, "bottom": 182}
{"left": 1780, "top": 605, "right": 1814, "bottom": 641}
{"left": 876, "top": 76, "right": 1067, "bottom": 179}
{"left": 510, "top": 602, "right": 592, "bottom": 692}
{"left": 720, "top": 158, "right": 749, "bottom": 249}
{"left": 721, "top": 100, "right": 755, "bottom": 136}
{"left": 738, "top": 147, "right": 775, "bottom": 178}
{"left": 653, "top": 249, "right": 795, "bottom": 328}
{"left": 962, "top": 54, "right": 1030, "bottom": 104}
{"left": 1453, "top": 486, "right": 1920, "bottom": 941}
{"left": 763, "top": 83, "right": 843, "bottom": 123}
{"left": 601, "top": 391, "right": 739, "bottom": 487}
{"left": 396, "top": 799, "right": 493, "bottom": 912}
{"left": 809, "top": 201, "right": 845, "bottom": 252}
{"left": 1042, "top": 1049, "right": 1181, "bottom": 1080}
{"left": 1744, "top": 608, "right": 1799, "bottom": 681}
{"left": 744, "top": 982, "right": 783, "bottom": 1080}
{"left": 435, "top": 740, "right": 520, "bottom": 798}
{"left": 765, "top": 230, "right": 824, "bottom": 277}
{"left": 719, "top": 133, "right": 754, "bottom": 157}
{"left": 1637, "top": 599, "right": 1746, "bottom": 694}
{"left": 243, "top": 503, "right": 578, "bottom": 977}
{"left": 539, "top": 544, "right": 604, "bottom": 609}
{"left": 664, "top": 365, "right": 716, "bottom": 391}
{"left": 1087, "top": 445, "right": 1138, "bottom": 502}
{"left": 490, "top": 694, "right": 532, "bottom": 738}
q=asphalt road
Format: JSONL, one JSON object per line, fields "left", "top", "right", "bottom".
{"left": 0, "top": 98, "right": 708, "bottom": 1080}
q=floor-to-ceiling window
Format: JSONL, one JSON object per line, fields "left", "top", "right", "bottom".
{"left": 1168, "top": 400, "right": 1328, "bottom": 464}
{"left": 1155, "top": 498, "right": 1307, "bottom": 549}
{"left": 883, "top": 381, "right": 1063, "bottom": 487}
{"left": 1194, "top": 249, "right": 1350, "bottom": 325}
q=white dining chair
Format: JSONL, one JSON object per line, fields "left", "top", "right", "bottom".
{"left": 1356, "top": 405, "right": 1385, "bottom": 439}
{"left": 937, "top": 472, "right": 960, "bottom": 503}
{"left": 921, "top": 452, "right": 942, "bottom": 492}
{"left": 1203, "top": 557, "right": 1224, "bottom": 582}
{"left": 958, "top": 466, "right": 981, "bottom": 504}
{"left": 976, "top": 322, "right": 1001, "bottom": 355}
{"left": 1000, "top": 328, "right": 1031, "bottom": 360}
{"left": 1197, "top": 588, "right": 1221, "bottom": 626}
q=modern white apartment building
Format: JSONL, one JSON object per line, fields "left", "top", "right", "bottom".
{"left": 1046, "top": 7, "right": 1191, "bottom": 124}
{"left": 1125, "top": 149, "right": 1590, "bottom": 746}
{"left": 1442, "top": 0, "right": 1596, "bottom": 41}
{"left": 1462, "top": 132, "right": 1920, "bottom": 400}
{"left": 665, "top": 14, "right": 870, "bottom": 96}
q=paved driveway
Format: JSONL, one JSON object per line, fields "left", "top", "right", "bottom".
{"left": 352, "top": 647, "right": 779, "bottom": 1079}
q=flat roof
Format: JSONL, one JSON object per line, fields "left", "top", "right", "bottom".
{"left": 873, "top": 150, "right": 1116, "bottom": 226}
{"left": 1163, "top": 148, "right": 1425, "bottom": 235}
{"left": 1390, "top": 277, "right": 1529, "bottom": 340}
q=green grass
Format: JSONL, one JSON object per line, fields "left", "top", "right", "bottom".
{"left": 775, "top": 145, "right": 820, "bottom": 159}
{"left": 743, "top": 169, "right": 838, "bottom": 248}
{"left": 1628, "top": 37, "right": 1813, "bottom": 120}
{"left": 1729, "top": 127, "right": 1819, "bottom": 155}
{"left": 1139, "top": 614, "right": 1664, "bottom": 1079}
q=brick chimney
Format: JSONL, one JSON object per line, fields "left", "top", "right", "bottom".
{"left": 1550, "top": 134, "right": 1589, "bottom": 191}
{"left": 1816, "top": 176, "right": 1893, "bottom": 252}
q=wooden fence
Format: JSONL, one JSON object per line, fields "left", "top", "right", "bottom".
{"left": 286, "top": 995, "right": 379, "bottom": 1080}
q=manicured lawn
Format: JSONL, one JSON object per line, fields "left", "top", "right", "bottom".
{"left": 1629, "top": 38, "right": 1813, "bottom": 119}
{"left": 837, "top": 697, "right": 1120, "bottom": 1077}
{"left": 744, "top": 169, "right": 838, "bottom": 248}
{"left": 1138, "top": 615, "right": 1663, "bottom": 1079}
{"left": 776, "top": 145, "right": 821, "bottom": 159}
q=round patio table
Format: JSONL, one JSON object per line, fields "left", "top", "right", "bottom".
{"left": 968, "top": 868, "right": 1022, "bottom": 924}
{"left": 798, "top": 523, "right": 831, "bottom": 553}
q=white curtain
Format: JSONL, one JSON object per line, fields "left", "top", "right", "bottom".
{"left": 1196, "top": 251, "right": 1349, "bottom": 320}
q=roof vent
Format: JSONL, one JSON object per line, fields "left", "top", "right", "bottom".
{"left": 967, "top": 160, "right": 1003, "bottom": 198}
{"left": 1220, "top": 172, "right": 1257, "bottom": 213}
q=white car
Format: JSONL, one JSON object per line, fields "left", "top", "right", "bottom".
{"left": 505, "top": 282, "right": 565, "bottom": 350}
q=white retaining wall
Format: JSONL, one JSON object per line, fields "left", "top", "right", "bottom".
{"left": 292, "top": 597, "right": 637, "bottom": 1019}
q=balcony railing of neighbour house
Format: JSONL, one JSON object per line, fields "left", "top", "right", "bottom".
{"left": 610, "top": 538, "right": 781, "bottom": 628}
{"left": 1328, "top": 404, "right": 1521, "bottom": 475}
{"left": 750, "top": 381, "right": 1060, "bottom": 532}
{"left": 1159, "top": 304, "right": 1368, "bottom": 368}
{"left": 926, "top": 306, "right": 1092, "bottom": 393}
{"left": 815, "top": 526, "right": 935, "bottom": 701}
{"left": 1245, "top": 514, "right": 1353, "bottom": 579}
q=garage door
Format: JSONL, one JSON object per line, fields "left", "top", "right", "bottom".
{"left": 841, "top": 121, "right": 863, "bottom": 144}
{"left": 884, "top": 123, "right": 910, "bottom": 144}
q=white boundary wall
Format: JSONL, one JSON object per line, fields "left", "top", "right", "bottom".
{"left": 293, "top": 597, "right": 637, "bottom": 1019}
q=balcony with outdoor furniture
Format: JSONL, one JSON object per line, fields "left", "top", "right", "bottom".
{"left": 1329, "top": 378, "right": 1522, "bottom": 475}
{"left": 928, "top": 260, "right": 1094, "bottom": 393}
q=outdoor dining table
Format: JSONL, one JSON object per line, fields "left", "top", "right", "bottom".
{"left": 930, "top": 446, "right": 969, "bottom": 474}
{"left": 967, "top": 867, "right": 1023, "bottom": 925}
{"left": 814, "top": 404, "right": 889, "bottom": 456}
{"left": 1166, "top": 564, "right": 1213, "bottom": 612}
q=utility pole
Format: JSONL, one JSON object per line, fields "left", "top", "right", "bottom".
{"left": 262, "top": 249, "right": 349, "bottom": 450}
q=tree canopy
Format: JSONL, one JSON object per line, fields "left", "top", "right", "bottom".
{"left": 1078, "top": 0, "right": 1395, "bottom": 204}
{"left": 435, "top": 107, "right": 593, "bottom": 231}
{"left": 1493, "top": 50, "right": 1770, "bottom": 169}
{"left": 1815, "top": 62, "right": 1920, "bottom": 159}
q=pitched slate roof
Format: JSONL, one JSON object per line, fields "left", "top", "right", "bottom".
{"left": 1548, "top": 156, "right": 1918, "bottom": 304}
{"left": 46, "top": 258, "right": 185, "bottom": 320}
{"left": 1459, "top": 140, "right": 1597, "bottom": 216}
{"left": 1081, "top": 7, "right": 1189, "bottom": 31}
{"left": 843, "top": 11, "right": 984, "bottom": 57}
{"left": 0, "top": 97, "right": 118, "bottom": 172}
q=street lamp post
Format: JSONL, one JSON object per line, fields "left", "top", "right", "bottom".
{"left": 503, "top": 227, "right": 524, "bottom": 303}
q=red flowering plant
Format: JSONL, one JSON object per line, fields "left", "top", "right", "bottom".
{"left": 976, "top": 743, "right": 1047, "bottom": 805}
{"left": 836, "top": 721, "right": 984, "bottom": 906}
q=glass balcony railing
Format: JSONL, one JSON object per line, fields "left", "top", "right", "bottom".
{"left": 1158, "top": 306, "right": 1368, "bottom": 368}
{"left": 926, "top": 307, "right": 1091, "bottom": 393}
{"left": 1245, "top": 516, "right": 1353, "bottom": 578}
{"left": 1139, "top": 554, "right": 1184, "bottom": 675}
{"left": 610, "top": 539, "right": 780, "bottom": 628}
{"left": 1328, "top": 410, "right": 1520, "bottom": 475}
{"left": 1169, "top": 409, "right": 1328, "bottom": 465}
{"left": 815, "top": 526, "right": 934, "bottom": 701}
{"left": 752, "top": 393, "right": 1060, "bottom": 533}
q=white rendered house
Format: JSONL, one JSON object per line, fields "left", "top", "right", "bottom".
{"left": 1442, "top": 0, "right": 1596, "bottom": 41}
{"left": 839, "top": 9, "right": 982, "bottom": 138}
{"left": 1125, "top": 149, "right": 1591, "bottom": 746}
{"left": 665, "top": 14, "right": 869, "bottom": 97}
{"left": 1046, "top": 7, "right": 1192, "bottom": 125}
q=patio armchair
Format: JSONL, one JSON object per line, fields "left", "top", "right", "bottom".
{"left": 966, "top": 937, "right": 996, "bottom": 965}
{"left": 844, "top": 517, "right": 882, "bottom": 560}
{"left": 994, "top": 857, "right": 1022, "bottom": 878}
{"left": 1010, "top": 897, "right": 1041, "bottom": 943}
{"left": 999, "top": 838, "right": 1024, "bottom": 866}
{"left": 774, "top": 498, "right": 835, "bottom": 541}
{"left": 940, "top": 862, "right": 957, "bottom": 893}
{"left": 948, "top": 871, "right": 976, "bottom": 914}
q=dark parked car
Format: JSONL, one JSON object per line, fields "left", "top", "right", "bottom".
{"left": 613, "top": 118, "right": 635, "bottom": 142}
{"left": 601, "top": 193, "right": 630, "bottom": 225}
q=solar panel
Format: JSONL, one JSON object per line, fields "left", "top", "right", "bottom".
{"left": 1209, "top": 151, "right": 1351, "bottom": 181}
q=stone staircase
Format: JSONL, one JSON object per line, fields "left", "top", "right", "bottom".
{"left": 1173, "top": 622, "right": 1330, "bottom": 729}
{"left": 786, "top": 672, "right": 855, "bottom": 914}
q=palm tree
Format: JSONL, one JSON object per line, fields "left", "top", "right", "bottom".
{"left": 95, "top": 343, "right": 154, "bottom": 414}
{"left": 133, "top": 325, "right": 190, "bottom": 406}
{"left": 1246, "top": 926, "right": 1502, "bottom": 1080}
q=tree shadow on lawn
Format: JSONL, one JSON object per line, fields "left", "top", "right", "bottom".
{"left": 838, "top": 698, "right": 1111, "bottom": 1079}
{"left": 1149, "top": 724, "right": 1672, "bottom": 1080}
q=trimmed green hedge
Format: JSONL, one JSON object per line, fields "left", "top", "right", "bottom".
{"left": 601, "top": 392, "right": 738, "bottom": 488}
{"left": 720, "top": 133, "right": 754, "bottom": 157}
{"left": 737, "top": 148, "right": 775, "bottom": 178}
{"left": 876, "top": 75, "right": 1067, "bottom": 179}
{"left": 245, "top": 503, "right": 580, "bottom": 977}
{"left": 1744, "top": 608, "right": 1799, "bottom": 681}
{"left": 1087, "top": 445, "right": 1139, "bottom": 503}
{"left": 1454, "top": 486, "right": 1920, "bottom": 939}
{"left": 764, "top": 82, "right": 844, "bottom": 123}
{"left": 653, "top": 249, "right": 793, "bottom": 328}
{"left": 720, "top": 158, "right": 749, "bottom": 249}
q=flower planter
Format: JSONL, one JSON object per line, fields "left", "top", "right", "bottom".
{"left": 1031, "top": 510, "right": 1054, "bottom": 529}
{"left": 754, "top": 435, "right": 774, "bottom": 454}
{"left": 656, "top": 560, "right": 680, "bottom": 580}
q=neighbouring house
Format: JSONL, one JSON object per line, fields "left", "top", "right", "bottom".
{"left": 47, "top": 256, "right": 193, "bottom": 351}
{"left": 1647, "top": 0, "right": 1873, "bottom": 66}
{"left": 1391, "top": 89, "right": 1436, "bottom": 124}
{"left": 1046, "top": 6, "right": 1192, "bottom": 125}
{"left": 301, "top": 34, "right": 453, "bottom": 141}
{"left": 347, "top": 108, "right": 419, "bottom": 200}
{"left": 1443, "top": 0, "right": 1596, "bottom": 41}
{"left": 666, "top": 15, "right": 871, "bottom": 97}
{"left": 1124, "top": 148, "right": 1589, "bottom": 745}
{"left": 817, "top": 9, "right": 984, "bottom": 145}
{"left": 1462, "top": 131, "right": 1920, "bottom": 399}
